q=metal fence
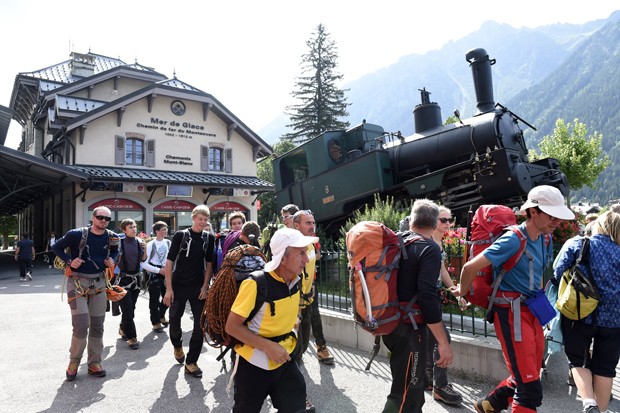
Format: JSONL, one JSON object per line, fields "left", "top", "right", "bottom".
{"left": 314, "top": 245, "right": 498, "bottom": 338}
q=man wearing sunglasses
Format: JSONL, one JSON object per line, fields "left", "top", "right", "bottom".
{"left": 52, "top": 206, "right": 120, "bottom": 381}
{"left": 280, "top": 204, "right": 299, "bottom": 229}
{"left": 452, "top": 185, "right": 574, "bottom": 413}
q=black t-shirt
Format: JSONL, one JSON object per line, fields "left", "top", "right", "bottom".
{"left": 120, "top": 237, "right": 142, "bottom": 274}
{"left": 167, "top": 229, "right": 214, "bottom": 288}
{"left": 396, "top": 235, "right": 443, "bottom": 324}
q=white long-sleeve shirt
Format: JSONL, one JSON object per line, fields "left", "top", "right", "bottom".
{"left": 142, "top": 239, "right": 171, "bottom": 274}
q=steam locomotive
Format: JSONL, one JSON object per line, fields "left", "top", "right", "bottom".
{"left": 273, "top": 48, "right": 569, "bottom": 231}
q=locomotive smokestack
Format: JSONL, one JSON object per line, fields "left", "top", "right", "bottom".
{"left": 466, "top": 48, "right": 496, "bottom": 115}
{"left": 413, "top": 87, "right": 442, "bottom": 133}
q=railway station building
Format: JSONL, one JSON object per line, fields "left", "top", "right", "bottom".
{"left": 1, "top": 51, "right": 273, "bottom": 249}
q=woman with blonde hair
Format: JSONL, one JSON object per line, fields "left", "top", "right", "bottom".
{"left": 553, "top": 211, "right": 620, "bottom": 413}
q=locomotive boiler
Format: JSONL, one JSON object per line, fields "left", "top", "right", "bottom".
{"left": 273, "top": 48, "right": 569, "bottom": 231}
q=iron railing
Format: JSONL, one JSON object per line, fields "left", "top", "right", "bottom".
{"left": 314, "top": 245, "right": 497, "bottom": 338}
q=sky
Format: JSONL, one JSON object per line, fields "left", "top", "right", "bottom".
{"left": 2, "top": 0, "right": 620, "bottom": 149}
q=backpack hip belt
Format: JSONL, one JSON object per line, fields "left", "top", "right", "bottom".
{"left": 68, "top": 272, "right": 104, "bottom": 282}
{"left": 490, "top": 292, "right": 526, "bottom": 342}
{"left": 119, "top": 272, "right": 142, "bottom": 289}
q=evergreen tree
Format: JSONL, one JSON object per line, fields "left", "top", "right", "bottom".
{"left": 283, "top": 24, "right": 350, "bottom": 144}
{"left": 256, "top": 140, "right": 296, "bottom": 227}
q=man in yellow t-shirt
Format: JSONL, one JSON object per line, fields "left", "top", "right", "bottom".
{"left": 293, "top": 210, "right": 335, "bottom": 366}
{"left": 226, "top": 228, "right": 318, "bottom": 413}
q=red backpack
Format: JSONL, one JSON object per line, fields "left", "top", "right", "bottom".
{"left": 465, "top": 205, "right": 552, "bottom": 319}
{"left": 346, "top": 221, "right": 423, "bottom": 369}
{"left": 466, "top": 205, "right": 525, "bottom": 310}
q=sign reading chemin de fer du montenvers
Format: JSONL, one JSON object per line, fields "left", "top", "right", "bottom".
{"left": 136, "top": 117, "right": 216, "bottom": 139}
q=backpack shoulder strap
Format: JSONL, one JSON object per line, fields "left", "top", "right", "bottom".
{"left": 174, "top": 229, "right": 191, "bottom": 268}
{"left": 77, "top": 227, "right": 90, "bottom": 258}
{"left": 148, "top": 240, "right": 157, "bottom": 262}
{"left": 246, "top": 270, "right": 271, "bottom": 323}
{"left": 485, "top": 225, "right": 529, "bottom": 317}
{"left": 502, "top": 225, "right": 528, "bottom": 272}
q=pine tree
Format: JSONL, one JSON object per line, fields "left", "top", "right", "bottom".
{"left": 283, "top": 24, "right": 350, "bottom": 144}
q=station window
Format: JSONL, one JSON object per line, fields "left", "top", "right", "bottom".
{"left": 209, "top": 147, "right": 224, "bottom": 171}
{"left": 201, "top": 145, "right": 232, "bottom": 173}
{"left": 125, "top": 138, "right": 144, "bottom": 165}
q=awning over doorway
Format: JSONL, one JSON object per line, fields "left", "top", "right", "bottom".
{"left": 0, "top": 145, "right": 90, "bottom": 215}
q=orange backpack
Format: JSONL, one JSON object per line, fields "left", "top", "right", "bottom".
{"left": 346, "top": 221, "right": 424, "bottom": 369}
{"left": 346, "top": 221, "right": 424, "bottom": 333}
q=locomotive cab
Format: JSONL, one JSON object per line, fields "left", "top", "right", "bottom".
{"left": 274, "top": 122, "right": 395, "bottom": 225}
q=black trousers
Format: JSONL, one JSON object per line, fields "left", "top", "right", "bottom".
{"left": 381, "top": 323, "right": 428, "bottom": 413}
{"left": 233, "top": 356, "right": 306, "bottom": 413}
{"left": 169, "top": 284, "right": 204, "bottom": 364}
{"left": 148, "top": 273, "right": 168, "bottom": 324}
{"left": 119, "top": 288, "right": 140, "bottom": 340}
{"left": 17, "top": 258, "right": 33, "bottom": 278}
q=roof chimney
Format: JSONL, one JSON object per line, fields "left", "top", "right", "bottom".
{"left": 70, "top": 52, "right": 96, "bottom": 78}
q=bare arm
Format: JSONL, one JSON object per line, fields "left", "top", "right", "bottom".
{"left": 199, "top": 262, "right": 213, "bottom": 300}
{"left": 450, "top": 253, "right": 492, "bottom": 297}
{"left": 225, "top": 312, "right": 291, "bottom": 365}
{"left": 163, "top": 259, "right": 174, "bottom": 306}
{"left": 439, "top": 261, "right": 453, "bottom": 287}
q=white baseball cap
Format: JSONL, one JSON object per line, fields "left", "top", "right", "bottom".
{"left": 519, "top": 185, "right": 575, "bottom": 220}
{"left": 264, "top": 228, "right": 319, "bottom": 272}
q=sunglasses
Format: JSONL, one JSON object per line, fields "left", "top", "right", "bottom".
{"left": 438, "top": 217, "right": 453, "bottom": 224}
{"left": 281, "top": 215, "right": 292, "bottom": 220}
{"left": 94, "top": 215, "right": 112, "bottom": 222}
{"left": 293, "top": 209, "right": 313, "bottom": 217}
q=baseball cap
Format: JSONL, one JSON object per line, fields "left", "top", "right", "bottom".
{"left": 264, "top": 228, "right": 319, "bottom": 272}
{"left": 519, "top": 185, "right": 575, "bottom": 220}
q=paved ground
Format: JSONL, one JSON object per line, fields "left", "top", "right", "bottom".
{"left": 1, "top": 248, "right": 619, "bottom": 412}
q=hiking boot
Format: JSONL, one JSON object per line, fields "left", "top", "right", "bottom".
{"left": 26, "top": 271, "right": 32, "bottom": 281}
{"left": 174, "top": 347, "right": 185, "bottom": 364}
{"left": 316, "top": 344, "right": 334, "bottom": 365}
{"left": 474, "top": 398, "right": 498, "bottom": 413}
{"left": 433, "top": 384, "right": 463, "bottom": 405}
{"left": 128, "top": 338, "right": 140, "bottom": 349}
{"left": 118, "top": 327, "right": 127, "bottom": 341}
{"left": 305, "top": 398, "right": 316, "bottom": 413}
{"left": 584, "top": 406, "right": 601, "bottom": 413}
{"left": 66, "top": 361, "right": 79, "bottom": 381}
{"left": 184, "top": 363, "right": 202, "bottom": 378}
{"left": 160, "top": 317, "right": 169, "bottom": 327}
{"left": 87, "top": 362, "right": 107, "bottom": 377}
{"left": 152, "top": 323, "right": 165, "bottom": 333}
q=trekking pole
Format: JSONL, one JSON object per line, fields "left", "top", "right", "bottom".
{"left": 464, "top": 205, "right": 473, "bottom": 262}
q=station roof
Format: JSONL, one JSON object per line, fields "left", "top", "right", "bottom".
{"left": 0, "top": 145, "right": 90, "bottom": 215}
{"left": 71, "top": 165, "right": 275, "bottom": 191}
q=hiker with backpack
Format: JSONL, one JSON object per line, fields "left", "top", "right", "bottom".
{"left": 381, "top": 199, "right": 453, "bottom": 413}
{"left": 115, "top": 219, "right": 147, "bottom": 350}
{"left": 552, "top": 211, "right": 620, "bottom": 413}
{"left": 221, "top": 221, "right": 261, "bottom": 258}
{"left": 451, "top": 185, "right": 574, "bottom": 413}
{"left": 225, "top": 227, "right": 318, "bottom": 413}
{"left": 292, "top": 209, "right": 335, "bottom": 369}
{"left": 52, "top": 206, "right": 120, "bottom": 381}
{"left": 142, "top": 221, "right": 171, "bottom": 333}
{"left": 163, "top": 204, "right": 215, "bottom": 378}
{"left": 424, "top": 206, "right": 463, "bottom": 405}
